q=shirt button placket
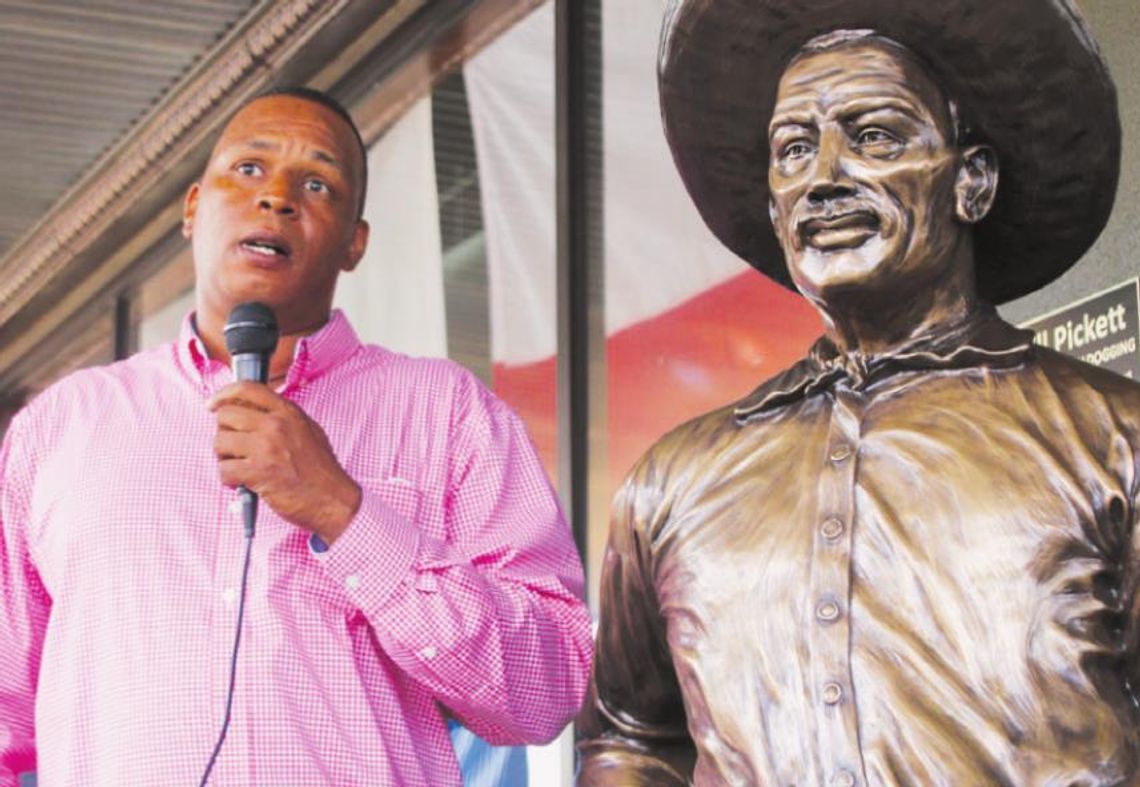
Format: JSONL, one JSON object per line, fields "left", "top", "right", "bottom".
{"left": 809, "top": 386, "right": 866, "bottom": 785}
{"left": 210, "top": 487, "right": 250, "bottom": 778}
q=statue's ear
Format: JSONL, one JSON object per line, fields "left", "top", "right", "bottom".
{"left": 954, "top": 145, "right": 998, "bottom": 224}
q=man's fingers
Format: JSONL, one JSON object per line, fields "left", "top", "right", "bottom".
{"left": 213, "top": 404, "right": 263, "bottom": 433}
{"left": 213, "top": 428, "right": 259, "bottom": 461}
{"left": 208, "top": 381, "right": 281, "bottom": 413}
{"left": 216, "top": 456, "right": 252, "bottom": 489}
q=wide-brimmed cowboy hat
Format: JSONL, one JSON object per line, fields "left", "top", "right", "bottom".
{"left": 659, "top": 0, "right": 1120, "bottom": 304}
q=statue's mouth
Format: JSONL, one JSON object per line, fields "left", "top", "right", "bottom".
{"left": 800, "top": 211, "right": 880, "bottom": 250}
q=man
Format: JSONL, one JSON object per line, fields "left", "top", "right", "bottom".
{"left": 0, "top": 87, "right": 592, "bottom": 785}
{"left": 580, "top": 1, "right": 1135, "bottom": 785}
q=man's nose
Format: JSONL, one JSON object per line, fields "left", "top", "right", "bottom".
{"left": 807, "top": 131, "right": 855, "bottom": 205}
{"left": 256, "top": 177, "right": 296, "bottom": 215}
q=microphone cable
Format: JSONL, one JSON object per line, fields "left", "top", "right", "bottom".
{"left": 199, "top": 301, "right": 276, "bottom": 784}
{"left": 197, "top": 512, "right": 255, "bottom": 786}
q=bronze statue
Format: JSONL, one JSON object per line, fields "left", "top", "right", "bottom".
{"left": 578, "top": 0, "right": 1137, "bottom": 784}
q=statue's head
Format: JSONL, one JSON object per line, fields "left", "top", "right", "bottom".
{"left": 767, "top": 31, "right": 997, "bottom": 307}
{"left": 658, "top": 0, "right": 1120, "bottom": 305}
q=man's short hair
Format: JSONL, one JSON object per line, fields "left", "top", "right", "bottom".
{"left": 253, "top": 86, "right": 369, "bottom": 219}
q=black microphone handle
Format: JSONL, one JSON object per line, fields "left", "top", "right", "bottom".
{"left": 231, "top": 351, "right": 269, "bottom": 537}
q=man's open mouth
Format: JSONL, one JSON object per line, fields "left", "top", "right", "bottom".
{"left": 239, "top": 233, "right": 292, "bottom": 259}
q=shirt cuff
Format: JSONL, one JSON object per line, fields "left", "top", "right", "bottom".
{"left": 308, "top": 532, "right": 329, "bottom": 556}
{"left": 314, "top": 487, "right": 421, "bottom": 612}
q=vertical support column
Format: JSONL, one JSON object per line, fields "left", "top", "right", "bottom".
{"left": 556, "top": 0, "right": 588, "bottom": 569}
{"left": 556, "top": 0, "right": 605, "bottom": 600}
{"left": 114, "top": 291, "right": 137, "bottom": 362}
{"left": 0, "top": 389, "right": 28, "bottom": 437}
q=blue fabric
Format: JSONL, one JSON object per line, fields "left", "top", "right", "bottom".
{"left": 449, "top": 721, "right": 528, "bottom": 787}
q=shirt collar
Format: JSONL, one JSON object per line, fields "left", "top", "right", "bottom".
{"left": 176, "top": 308, "right": 363, "bottom": 392}
{"left": 734, "top": 305, "right": 1034, "bottom": 422}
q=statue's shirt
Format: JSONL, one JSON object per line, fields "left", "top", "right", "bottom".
{"left": 581, "top": 309, "right": 1140, "bottom": 786}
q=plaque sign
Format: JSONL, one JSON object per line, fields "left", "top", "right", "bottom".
{"left": 1021, "top": 278, "right": 1140, "bottom": 379}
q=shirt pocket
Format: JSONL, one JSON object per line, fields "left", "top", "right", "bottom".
{"left": 368, "top": 476, "right": 425, "bottom": 529}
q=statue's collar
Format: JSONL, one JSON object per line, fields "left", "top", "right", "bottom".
{"left": 734, "top": 305, "right": 1034, "bottom": 421}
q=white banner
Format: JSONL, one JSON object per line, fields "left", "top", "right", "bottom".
{"left": 464, "top": 0, "right": 751, "bottom": 366}
{"left": 335, "top": 96, "right": 448, "bottom": 358}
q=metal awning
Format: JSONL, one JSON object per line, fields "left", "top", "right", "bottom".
{"left": 0, "top": 0, "right": 258, "bottom": 258}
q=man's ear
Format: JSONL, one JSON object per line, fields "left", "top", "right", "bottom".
{"left": 182, "top": 182, "right": 200, "bottom": 238}
{"left": 954, "top": 145, "right": 998, "bottom": 224}
{"left": 342, "top": 219, "right": 370, "bottom": 273}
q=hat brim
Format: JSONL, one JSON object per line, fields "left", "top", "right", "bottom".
{"left": 659, "top": 0, "right": 1121, "bottom": 304}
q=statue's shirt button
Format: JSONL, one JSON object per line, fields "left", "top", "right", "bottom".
{"left": 816, "top": 600, "right": 841, "bottom": 622}
{"left": 829, "top": 443, "right": 853, "bottom": 462}
{"left": 822, "top": 682, "right": 843, "bottom": 705}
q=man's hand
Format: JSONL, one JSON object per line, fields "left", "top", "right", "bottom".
{"left": 208, "top": 382, "right": 362, "bottom": 544}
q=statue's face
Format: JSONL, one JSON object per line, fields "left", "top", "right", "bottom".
{"left": 767, "top": 41, "right": 965, "bottom": 304}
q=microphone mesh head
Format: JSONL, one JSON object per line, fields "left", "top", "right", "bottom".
{"left": 223, "top": 301, "right": 279, "bottom": 357}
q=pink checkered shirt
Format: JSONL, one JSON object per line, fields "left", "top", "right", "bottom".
{"left": 0, "top": 310, "right": 592, "bottom": 786}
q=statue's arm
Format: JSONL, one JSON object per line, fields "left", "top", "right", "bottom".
{"left": 576, "top": 465, "right": 696, "bottom": 786}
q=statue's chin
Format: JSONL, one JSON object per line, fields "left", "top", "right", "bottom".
{"left": 789, "top": 236, "right": 897, "bottom": 298}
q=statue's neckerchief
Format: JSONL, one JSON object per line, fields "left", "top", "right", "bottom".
{"left": 734, "top": 306, "right": 1035, "bottom": 421}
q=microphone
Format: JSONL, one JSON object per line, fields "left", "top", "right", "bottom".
{"left": 223, "top": 301, "right": 279, "bottom": 538}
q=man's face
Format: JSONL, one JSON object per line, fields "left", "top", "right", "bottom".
{"left": 183, "top": 95, "right": 369, "bottom": 334}
{"left": 767, "top": 41, "right": 964, "bottom": 304}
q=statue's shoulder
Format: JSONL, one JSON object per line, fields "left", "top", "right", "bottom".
{"left": 1026, "top": 347, "right": 1140, "bottom": 444}
{"left": 640, "top": 400, "right": 744, "bottom": 470}
{"left": 611, "top": 399, "right": 752, "bottom": 517}
{"left": 1032, "top": 345, "right": 1140, "bottom": 403}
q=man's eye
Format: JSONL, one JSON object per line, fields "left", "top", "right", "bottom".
{"left": 236, "top": 162, "right": 262, "bottom": 176}
{"left": 304, "top": 179, "right": 330, "bottom": 194}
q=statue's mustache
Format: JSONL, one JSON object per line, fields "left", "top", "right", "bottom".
{"left": 797, "top": 197, "right": 878, "bottom": 222}
{"left": 794, "top": 200, "right": 882, "bottom": 240}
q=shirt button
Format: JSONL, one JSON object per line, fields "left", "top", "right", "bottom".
{"left": 829, "top": 443, "right": 853, "bottom": 462}
{"left": 345, "top": 574, "right": 361, "bottom": 590}
{"left": 820, "top": 518, "right": 844, "bottom": 540}
{"left": 221, "top": 587, "right": 237, "bottom": 607}
{"left": 822, "top": 682, "right": 843, "bottom": 705}
{"left": 833, "top": 770, "right": 856, "bottom": 787}
{"left": 816, "top": 600, "right": 841, "bottom": 622}
{"left": 420, "top": 646, "right": 438, "bottom": 660}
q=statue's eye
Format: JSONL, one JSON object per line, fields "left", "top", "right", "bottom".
{"left": 856, "top": 128, "right": 899, "bottom": 147}
{"left": 780, "top": 140, "right": 813, "bottom": 160}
